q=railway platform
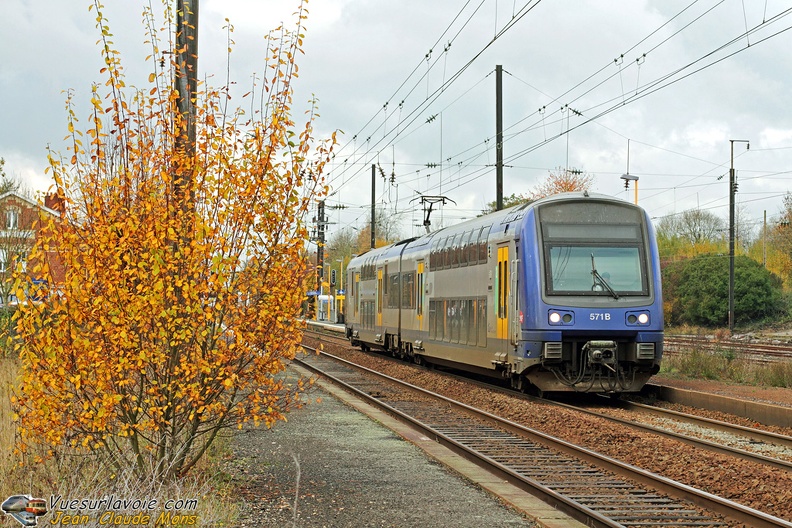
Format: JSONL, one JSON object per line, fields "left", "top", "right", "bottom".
{"left": 225, "top": 365, "right": 584, "bottom": 527}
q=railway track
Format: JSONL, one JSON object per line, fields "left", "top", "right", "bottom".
{"left": 665, "top": 335, "right": 792, "bottom": 364}
{"left": 557, "top": 397, "right": 792, "bottom": 469}
{"left": 296, "top": 347, "right": 792, "bottom": 528}
{"left": 379, "top": 347, "right": 792, "bottom": 473}
{"left": 306, "top": 321, "right": 792, "bottom": 364}
{"left": 354, "top": 336, "right": 792, "bottom": 467}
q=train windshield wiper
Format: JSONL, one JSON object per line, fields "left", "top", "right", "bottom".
{"left": 590, "top": 254, "right": 619, "bottom": 299}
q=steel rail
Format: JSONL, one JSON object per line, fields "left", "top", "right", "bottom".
{"left": 613, "top": 398, "right": 792, "bottom": 449}
{"left": 560, "top": 397, "right": 792, "bottom": 472}
{"left": 306, "top": 328, "right": 792, "bottom": 469}
{"left": 296, "top": 352, "right": 631, "bottom": 528}
{"left": 304, "top": 325, "right": 792, "bottom": 469}
{"left": 298, "top": 347, "right": 792, "bottom": 528}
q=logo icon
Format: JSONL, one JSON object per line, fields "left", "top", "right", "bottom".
{"left": 1, "top": 495, "right": 47, "bottom": 527}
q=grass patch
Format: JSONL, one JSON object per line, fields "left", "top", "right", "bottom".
{"left": 660, "top": 346, "right": 792, "bottom": 388}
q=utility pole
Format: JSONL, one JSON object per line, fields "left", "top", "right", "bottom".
{"left": 371, "top": 164, "right": 376, "bottom": 249}
{"left": 728, "top": 139, "right": 750, "bottom": 333}
{"left": 174, "top": 0, "right": 199, "bottom": 217}
{"left": 763, "top": 210, "right": 767, "bottom": 268}
{"left": 495, "top": 65, "right": 504, "bottom": 211}
{"left": 317, "top": 200, "right": 326, "bottom": 293}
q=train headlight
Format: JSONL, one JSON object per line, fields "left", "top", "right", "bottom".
{"left": 626, "top": 311, "right": 650, "bottom": 325}
{"left": 548, "top": 310, "right": 574, "bottom": 325}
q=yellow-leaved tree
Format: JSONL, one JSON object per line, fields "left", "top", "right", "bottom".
{"left": 13, "top": 0, "right": 334, "bottom": 481}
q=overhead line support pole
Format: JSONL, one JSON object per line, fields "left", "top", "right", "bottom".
{"left": 317, "top": 200, "right": 325, "bottom": 292}
{"left": 174, "top": 0, "right": 199, "bottom": 218}
{"left": 496, "top": 65, "right": 504, "bottom": 211}
{"left": 371, "top": 164, "right": 376, "bottom": 249}
{"left": 728, "top": 139, "right": 749, "bottom": 333}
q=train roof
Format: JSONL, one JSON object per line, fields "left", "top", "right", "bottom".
{"left": 347, "top": 191, "right": 642, "bottom": 264}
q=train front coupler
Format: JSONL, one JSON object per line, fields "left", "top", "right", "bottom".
{"left": 583, "top": 340, "right": 618, "bottom": 373}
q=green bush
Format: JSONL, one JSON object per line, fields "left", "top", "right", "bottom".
{"left": 663, "top": 255, "right": 783, "bottom": 327}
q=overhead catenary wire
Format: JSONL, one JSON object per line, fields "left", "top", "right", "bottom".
{"left": 397, "top": 4, "right": 792, "bottom": 207}
{"left": 324, "top": 1, "right": 792, "bottom": 240}
{"left": 327, "top": 0, "right": 545, "bottom": 196}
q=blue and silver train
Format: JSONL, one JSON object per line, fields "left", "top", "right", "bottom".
{"left": 344, "top": 191, "right": 663, "bottom": 394}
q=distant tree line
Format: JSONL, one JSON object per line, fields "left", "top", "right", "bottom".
{"left": 656, "top": 197, "right": 792, "bottom": 329}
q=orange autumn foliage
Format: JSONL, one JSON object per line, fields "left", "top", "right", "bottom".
{"left": 12, "top": 1, "right": 333, "bottom": 481}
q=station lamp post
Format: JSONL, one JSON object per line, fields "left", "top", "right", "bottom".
{"left": 620, "top": 173, "right": 639, "bottom": 205}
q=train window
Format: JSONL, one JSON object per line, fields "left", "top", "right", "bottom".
{"left": 428, "top": 300, "right": 437, "bottom": 339}
{"left": 457, "top": 232, "right": 466, "bottom": 267}
{"left": 467, "top": 299, "right": 477, "bottom": 346}
{"left": 461, "top": 231, "right": 474, "bottom": 267}
{"left": 443, "top": 236, "right": 453, "bottom": 269}
{"left": 430, "top": 239, "right": 440, "bottom": 270}
{"left": 353, "top": 272, "right": 359, "bottom": 317}
{"left": 365, "top": 301, "right": 371, "bottom": 328}
{"left": 417, "top": 264, "right": 424, "bottom": 316}
{"left": 387, "top": 274, "right": 400, "bottom": 309}
{"left": 437, "top": 300, "right": 444, "bottom": 340}
{"left": 458, "top": 300, "right": 469, "bottom": 344}
{"left": 540, "top": 201, "right": 641, "bottom": 227}
{"left": 477, "top": 297, "right": 487, "bottom": 347}
{"left": 459, "top": 232, "right": 467, "bottom": 266}
{"left": 362, "top": 260, "right": 373, "bottom": 280}
{"left": 497, "top": 254, "right": 508, "bottom": 320}
{"left": 442, "top": 300, "right": 450, "bottom": 342}
{"left": 449, "top": 300, "right": 459, "bottom": 343}
{"left": 377, "top": 270, "right": 383, "bottom": 315}
{"left": 401, "top": 272, "right": 415, "bottom": 309}
{"left": 546, "top": 246, "right": 647, "bottom": 295}
{"left": 477, "top": 226, "right": 491, "bottom": 264}
{"left": 467, "top": 230, "right": 478, "bottom": 264}
{"left": 451, "top": 234, "right": 461, "bottom": 268}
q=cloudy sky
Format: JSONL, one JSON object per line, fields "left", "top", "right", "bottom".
{"left": 2, "top": 0, "right": 792, "bottom": 241}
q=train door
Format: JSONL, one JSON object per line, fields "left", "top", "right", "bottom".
{"left": 511, "top": 256, "right": 520, "bottom": 345}
{"left": 417, "top": 261, "right": 424, "bottom": 331}
{"left": 354, "top": 272, "right": 360, "bottom": 319}
{"left": 377, "top": 268, "right": 383, "bottom": 327}
{"left": 496, "top": 245, "right": 509, "bottom": 345}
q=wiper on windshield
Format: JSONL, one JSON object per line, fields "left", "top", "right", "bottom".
{"left": 590, "top": 253, "right": 619, "bottom": 299}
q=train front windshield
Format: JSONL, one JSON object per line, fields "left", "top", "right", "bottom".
{"left": 539, "top": 201, "right": 650, "bottom": 297}
{"left": 547, "top": 245, "right": 645, "bottom": 295}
